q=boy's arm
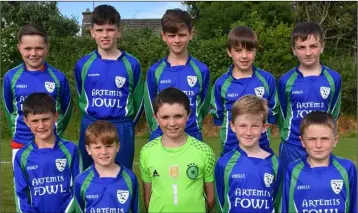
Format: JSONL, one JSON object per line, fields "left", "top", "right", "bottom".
{"left": 72, "top": 147, "right": 82, "bottom": 181}
{"left": 330, "top": 76, "right": 341, "bottom": 119}
{"left": 204, "top": 182, "right": 215, "bottom": 211}
{"left": 140, "top": 148, "right": 152, "bottom": 211}
{"left": 210, "top": 79, "right": 225, "bottom": 126}
{"left": 13, "top": 154, "right": 38, "bottom": 213}
{"left": 273, "top": 159, "right": 283, "bottom": 212}
{"left": 349, "top": 163, "right": 357, "bottom": 213}
{"left": 267, "top": 77, "right": 280, "bottom": 125}
{"left": 132, "top": 63, "right": 144, "bottom": 126}
{"left": 2, "top": 74, "right": 14, "bottom": 129}
{"left": 73, "top": 63, "right": 82, "bottom": 98}
{"left": 142, "top": 182, "right": 152, "bottom": 212}
{"left": 199, "top": 67, "right": 211, "bottom": 119}
{"left": 277, "top": 78, "right": 287, "bottom": 128}
{"left": 131, "top": 175, "right": 141, "bottom": 213}
{"left": 58, "top": 76, "right": 73, "bottom": 135}
{"left": 214, "top": 161, "right": 225, "bottom": 213}
{"left": 73, "top": 178, "right": 85, "bottom": 213}
{"left": 204, "top": 146, "right": 216, "bottom": 212}
{"left": 143, "top": 68, "right": 158, "bottom": 132}
{"left": 279, "top": 168, "right": 291, "bottom": 213}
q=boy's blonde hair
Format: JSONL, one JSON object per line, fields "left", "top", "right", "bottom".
{"left": 85, "top": 120, "right": 119, "bottom": 146}
{"left": 231, "top": 95, "right": 268, "bottom": 123}
{"left": 300, "top": 111, "right": 337, "bottom": 136}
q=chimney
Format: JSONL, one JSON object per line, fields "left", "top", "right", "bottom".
{"left": 82, "top": 8, "right": 92, "bottom": 35}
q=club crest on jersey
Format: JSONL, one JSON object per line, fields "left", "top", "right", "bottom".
{"left": 255, "top": 87, "right": 265, "bottom": 98}
{"left": 186, "top": 163, "right": 199, "bottom": 180}
{"left": 55, "top": 159, "right": 67, "bottom": 172}
{"left": 117, "top": 190, "right": 129, "bottom": 204}
{"left": 169, "top": 165, "right": 180, "bottom": 179}
{"left": 187, "top": 76, "right": 197, "bottom": 87}
{"left": 264, "top": 173, "right": 274, "bottom": 187}
{"left": 331, "top": 179, "right": 343, "bottom": 194}
{"left": 115, "top": 76, "right": 126, "bottom": 88}
{"left": 44, "top": 81, "right": 55, "bottom": 93}
{"left": 320, "top": 87, "right": 330, "bottom": 99}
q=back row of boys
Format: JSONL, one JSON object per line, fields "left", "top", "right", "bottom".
{"left": 3, "top": 4, "right": 354, "bottom": 213}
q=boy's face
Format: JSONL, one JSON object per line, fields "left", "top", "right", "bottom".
{"left": 300, "top": 124, "right": 338, "bottom": 163}
{"left": 292, "top": 34, "right": 324, "bottom": 68}
{"left": 91, "top": 24, "right": 120, "bottom": 52}
{"left": 86, "top": 141, "right": 120, "bottom": 167}
{"left": 230, "top": 113, "right": 267, "bottom": 149}
{"left": 23, "top": 112, "right": 58, "bottom": 141}
{"left": 161, "top": 27, "right": 193, "bottom": 55}
{"left": 154, "top": 103, "right": 189, "bottom": 140}
{"left": 227, "top": 45, "right": 256, "bottom": 72}
{"left": 17, "top": 35, "right": 48, "bottom": 71}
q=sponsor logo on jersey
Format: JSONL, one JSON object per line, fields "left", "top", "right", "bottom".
{"left": 27, "top": 165, "right": 38, "bottom": 170}
{"left": 297, "top": 185, "right": 310, "bottom": 190}
{"left": 231, "top": 174, "right": 245, "bottom": 179}
{"left": 186, "top": 163, "right": 199, "bottom": 179}
{"left": 254, "top": 87, "right": 265, "bottom": 98}
{"left": 320, "top": 86, "right": 330, "bottom": 99}
{"left": 187, "top": 76, "right": 197, "bottom": 87}
{"left": 292, "top": 90, "right": 303, "bottom": 95}
{"left": 88, "top": 73, "right": 100, "bottom": 77}
{"left": 55, "top": 159, "right": 67, "bottom": 172}
{"left": 169, "top": 165, "right": 180, "bottom": 179}
{"left": 86, "top": 194, "right": 99, "bottom": 199}
{"left": 153, "top": 170, "right": 160, "bottom": 177}
{"left": 227, "top": 93, "right": 239, "bottom": 98}
{"left": 263, "top": 173, "right": 274, "bottom": 187}
{"left": 45, "top": 81, "right": 55, "bottom": 93}
{"left": 115, "top": 76, "right": 126, "bottom": 88}
{"left": 16, "top": 84, "right": 27, "bottom": 89}
{"left": 117, "top": 190, "right": 129, "bottom": 204}
{"left": 331, "top": 179, "right": 343, "bottom": 194}
{"left": 160, "top": 79, "right": 171, "bottom": 84}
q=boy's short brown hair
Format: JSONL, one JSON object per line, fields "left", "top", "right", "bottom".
{"left": 23, "top": 92, "right": 56, "bottom": 118}
{"left": 18, "top": 23, "right": 49, "bottom": 44}
{"left": 231, "top": 95, "right": 268, "bottom": 123}
{"left": 85, "top": 120, "right": 119, "bottom": 146}
{"left": 291, "top": 22, "right": 324, "bottom": 47}
{"left": 300, "top": 111, "right": 337, "bottom": 137}
{"left": 161, "top": 9, "right": 192, "bottom": 33}
{"left": 227, "top": 26, "right": 257, "bottom": 50}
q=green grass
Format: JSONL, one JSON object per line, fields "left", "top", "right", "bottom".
{"left": 1, "top": 135, "right": 356, "bottom": 212}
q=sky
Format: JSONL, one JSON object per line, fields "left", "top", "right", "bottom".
{"left": 57, "top": 1, "right": 186, "bottom": 23}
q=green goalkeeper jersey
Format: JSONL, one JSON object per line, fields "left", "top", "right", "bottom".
{"left": 140, "top": 135, "right": 216, "bottom": 212}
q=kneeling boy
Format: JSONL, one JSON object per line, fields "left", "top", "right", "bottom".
{"left": 280, "top": 111, "right": 356, "bottom": 213}
{"left": 73, "top": 120, "right": 140, "bottom": 213}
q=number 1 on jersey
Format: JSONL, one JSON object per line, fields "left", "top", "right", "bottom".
{"left": 172, "top": 184, "right": 178, "bottom": 205}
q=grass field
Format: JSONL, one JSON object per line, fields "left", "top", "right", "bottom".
{"left": 1, "top": 134, "right": 357, "bottom": 212}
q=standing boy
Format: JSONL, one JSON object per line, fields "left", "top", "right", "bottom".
{"left": 278, "top": 22, "right": 342, "bottom": 169}
{"left": 144, "top": 9, "right": 210, "bottom": 141}
{"left": 140, "top": 88, "right": 216, "bottom": 212}
{"left": 210, "top": 26, "right": 279, "bottom": 155}
{"left": 13, "top": 93, "right": 81, "bottom": 213}
{"left": 3, "top": 23, "right": 72, "bottom": 163}
{"left": 215, "top": 95, "right": 282, "bottom": 213}
{"left": 73, "top": 120, "right": 140, "bottom": 213}
{"left": 280, "top": 111, "right": 356, "bottom": 213}
{"left": 74, "top": 5, "right": 143, "bottom": 170}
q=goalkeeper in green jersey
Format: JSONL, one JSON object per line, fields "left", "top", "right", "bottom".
{"left": 140, "top": 87, "right": 216, "bottom": 212}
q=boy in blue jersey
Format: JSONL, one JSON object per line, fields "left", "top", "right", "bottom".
{"left": 73, "top": 120, "right": 140, "bottom": 213}
{"left": 280, "top": 111, "right": 356, "bottom": 213}
{"left": 278, "top": 22, "right": 342, "bottom": 170}
{"left": 210, "top": 26, "right": 279, "bottom": 155}
{"left": 2, "top": 23, "right": 72, "bottom": 164}
{"left": 144, "top": 9, "right": 210, "bottom": 141}
{"left": 13, "top": 93, "right": 81, "bottom": 213}
{"left": 215, "top": 95, "right": 282, "bottom": 213}
{"left": 74, "top": 5, "right": 144, "bottom": 170}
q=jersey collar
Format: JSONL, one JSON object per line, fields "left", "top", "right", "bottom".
{"left": 31, "top": 135, "right": 60, "bottom": 150}
{"left": 235, "top": 145, "right": 274, "bottom": 159}
{"left": 95, "top": 49, "right": 126, "bottom": 60}
{"left": 302, "top": 154, "right": 334, "bottom": 168}
{"left": 295, "top": 63, "right": 326, "bottom": 77}
{"left": 228, "top": 64, "right": 257, "bottom": 79}
{"left": 23, "top": 62, "right": 48, "bottom": 73}
{"left": 91, "top": 161, "right": 123, "bottom": 178}
{"left": 163, "top": 55, "right": 192, "bottom": 67}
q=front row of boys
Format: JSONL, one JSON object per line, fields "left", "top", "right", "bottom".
{"left": 14, "top": 90, "right": 356, "bottom": 212}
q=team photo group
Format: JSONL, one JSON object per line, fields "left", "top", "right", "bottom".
{"left": 2, "top": 4, "right": 356, "bottom": 213}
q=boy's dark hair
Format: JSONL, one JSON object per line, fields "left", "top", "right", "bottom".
{"left": 161, "top": 9, "right": 192, "bottom": 33}
{"left": 300, "top": 111, "right": 337, "bottom": 136}
{"left": 85, "top": 120, "right": 119, "bottom": 146}
{"left": 153, "top": 87, "right": 191, "bottom": 115}
{"left": 23, "top": 93, "right": 56, "bottom": 118}
{"left": 18, "top": 23, "right": 49, "bottom": 44}
{"left": 91, "top": 5, "right": 121, "bottom": 28}
{"left": 231, "top": 95, "right": 268, "bottom": 123}
{"left": 227, "top": 26, "right": 257, "bottom": 50}
{"left": 291, "top": 22, "right": 324, "bottom": 47}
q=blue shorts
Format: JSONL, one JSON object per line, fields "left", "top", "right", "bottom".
{"left": 149, "top": 129, "right": 203, "bottom": 142}
{"left": 79, "top": 115, "right": 135, "bottom": 170}
{"left": 279, "top": 142, "right": 307, "bottom": 170}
